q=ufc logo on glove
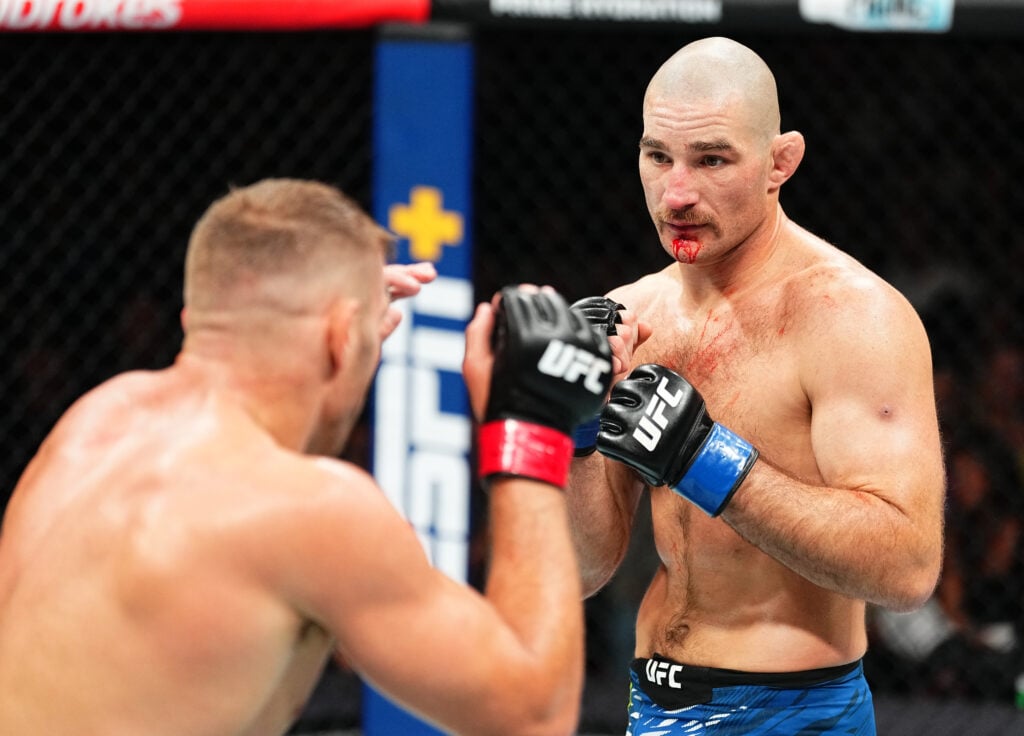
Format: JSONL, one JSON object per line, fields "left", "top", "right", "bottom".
{"left": 597, "top": 363, "right": 758, "bottom": 517}
{"left": 632, "top": 378, "right": 684, "bottom": 451}
{"left": 537, "top": 339, "right": 611, "bottom": 395}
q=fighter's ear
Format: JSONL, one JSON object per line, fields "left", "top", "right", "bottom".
{"left": 768, "top": 131, "right": 805, "bottom": 191}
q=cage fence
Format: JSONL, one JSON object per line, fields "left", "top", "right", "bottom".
{"left": 2, "top": 26, "right": 1023, "bottom": 734}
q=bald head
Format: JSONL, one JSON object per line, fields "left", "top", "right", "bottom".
{"left": 645, "top": 37, "right": 780, "bottom": 143}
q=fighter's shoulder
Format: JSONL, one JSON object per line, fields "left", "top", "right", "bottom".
{"left": 784, "top": 246, "right": 923, "bottom": 339}
{"left": 307, "top": 456, "right": 381, "bottom": 497}
{"left": 267, "top": 452, "right": 382, "bottom": 507}
{"left": 605, "top": 267, "right": 676, "bottom": 313}
{"left": 235, "top": 451, "right": 402, "bottom": 553}
{"left": 237, "top": 454, "right": 425, "bottom": 609}
{"left": 285, "top": 455, "right": 409, "bottom": 535}
{"left": 47, "top": 370, "right": 163, "bottom": 439}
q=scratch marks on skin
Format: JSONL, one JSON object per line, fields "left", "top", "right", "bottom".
{"left": 685, "top": 310, "right": 735, "bottom": 377}
{"left": 719, "top": 391, "right": 741, "bottom": 414}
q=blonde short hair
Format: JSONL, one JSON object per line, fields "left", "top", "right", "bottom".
{"left": 184, "top": 178, "right": 393, "bottom": 314}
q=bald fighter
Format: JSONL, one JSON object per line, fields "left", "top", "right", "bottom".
{"left": 567, "top": 37, "right": 946, "bottom": 734}
{"left": 0, "top": 179, "right": 611, "bottom": 736}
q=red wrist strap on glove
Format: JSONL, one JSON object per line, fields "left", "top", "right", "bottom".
{"left": 478, "top": 419, "right": 574, "bottom": 489}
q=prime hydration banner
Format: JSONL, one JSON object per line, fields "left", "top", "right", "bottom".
{"left": 0, "top": 0, "right": 985, "bottom": 34}
{"left": 366, "top": 26, "right": 475, "bottom": 735}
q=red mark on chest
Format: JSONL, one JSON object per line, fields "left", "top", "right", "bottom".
{"left": 720, "top": 391, "right": 742, "bottom": 414}
{"left": 685, "top": 310, "right": 732, "bottom": 376}
{"left": 672, "top": 238, "right": 701, "bottom": 264}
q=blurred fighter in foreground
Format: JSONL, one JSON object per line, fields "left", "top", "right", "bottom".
{"left": 0, "top": 178, "right": 611, "bottom": 736}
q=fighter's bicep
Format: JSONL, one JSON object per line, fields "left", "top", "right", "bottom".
{"left": 276, "top": 467, "right": 437, "bottom": 630}
{"left": 335, "top": 558, "right": 530, "bottom": 714}
{"left": 804, "top": 299, "right": 942, "bottom": 505}
{"left": 810, "top": 392, "right": 926, "bottom": 498}
{"left": 265, "top": 466, "right": 526, "bottom": 705}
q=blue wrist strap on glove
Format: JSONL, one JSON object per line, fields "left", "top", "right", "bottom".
{"left": 573, "top": 414, "right": 602, "bottom": 457}
{"left": 671, "top": 423, "right": 758, "bottom": 517}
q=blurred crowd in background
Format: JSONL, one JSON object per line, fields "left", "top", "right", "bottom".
{"left": 1, "top": 26, "right": 1023, "bottom": 733}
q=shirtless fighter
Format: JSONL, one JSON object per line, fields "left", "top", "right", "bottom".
{"left": 567, "top": 38, "right": 946, "bottom": 734}
{"left": 0, "top": 178, "right": 611, "bottom": 736}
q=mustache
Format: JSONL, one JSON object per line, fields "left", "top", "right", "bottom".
{"left": 657, "top": 209, "right": 714, "bottom": 226}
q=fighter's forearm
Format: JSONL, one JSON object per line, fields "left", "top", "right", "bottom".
{"left": 483, "top": 479, "right": 584, "bottom": 735}
{"left": 566, "top": 454, "right": 643, "bottom": 597}
{"left": 487, "top": 481, "right": 583, "bottom": 649}
{"left": 721, "top": 461, "right": 941, "bottom": 612}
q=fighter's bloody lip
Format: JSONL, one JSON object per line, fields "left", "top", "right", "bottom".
{"left": 672, "top": 237, "right": 701, "bottom": 264}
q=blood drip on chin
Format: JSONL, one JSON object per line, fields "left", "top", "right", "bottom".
{"left": 672, "top": 238, "right": 701, "bottom": 264}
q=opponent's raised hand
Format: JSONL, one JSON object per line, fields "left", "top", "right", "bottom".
{"left": 381, "top": 262, "right": 437, "bottom": 339}
{"left": 471, "top": 286, "right": 613, "bottom": 489}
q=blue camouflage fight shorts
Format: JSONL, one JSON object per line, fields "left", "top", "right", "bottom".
{"left": 627, "top": 653, "right": 876, "bottom": 735}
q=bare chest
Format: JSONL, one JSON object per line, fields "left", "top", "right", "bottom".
{"left": 633, "top": 302, "right": 806, "bottom": 453}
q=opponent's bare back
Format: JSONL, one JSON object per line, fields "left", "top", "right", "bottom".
{"left": 0, "top": 369, "right": 341, "bottom": 735}
{"left": 0, "top": 179, "right": 595, "bottom": 736}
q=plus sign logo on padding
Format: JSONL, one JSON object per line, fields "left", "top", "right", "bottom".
{"left": 388, "top": 186, "right": 464, "bottom": 261}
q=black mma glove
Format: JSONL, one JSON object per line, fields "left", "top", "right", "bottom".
{"left": 596, "top": 363, "right": 758, "bottom": 516}
{"left": 569, "top": 296, "right": 625, "bottom": 457}
{"left": 571, "top": 296, "right": 625, "bottom": 338}
{"left": 478, "top": 287, "right": 614, "bottom": 489}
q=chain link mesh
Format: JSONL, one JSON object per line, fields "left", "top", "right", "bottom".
{"left": 2, "top": 26, "right": 1023, "bottom": 730}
